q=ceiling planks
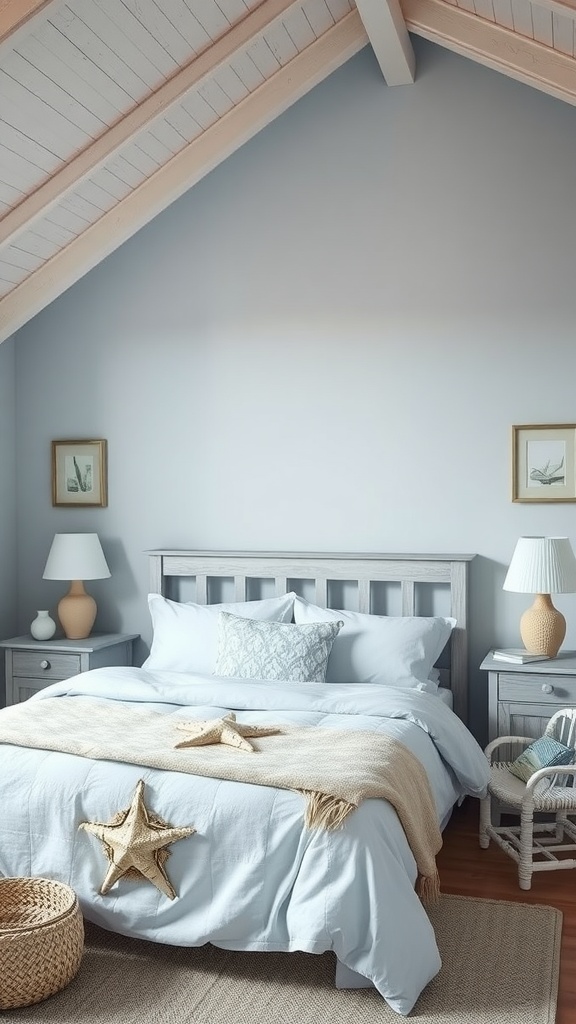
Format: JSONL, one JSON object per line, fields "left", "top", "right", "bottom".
{"left": 0, "top": 0, "right": 307, "bottom": 250}
{"left": 403, "top": 0, "right": 576, "bottom": 104}
{"left": 2, "top": 0, "right": 576, "bottom": 344}
{"left": 0, "top": 9, "right": 367, "bottom": 344}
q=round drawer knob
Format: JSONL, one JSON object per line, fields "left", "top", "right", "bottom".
{"left": 541, "top": 683, "right": 554, "bottom": 695}
{"left": 40, "top": 659, "right": 50, "bottom": 670}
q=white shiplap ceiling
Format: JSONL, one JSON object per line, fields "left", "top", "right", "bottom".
{"left": 1, "top": 0, "right": 576, "bottom": 344}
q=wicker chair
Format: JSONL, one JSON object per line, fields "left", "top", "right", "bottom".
{"left": 479, "top": 707, "right": 576, "bottom": 890}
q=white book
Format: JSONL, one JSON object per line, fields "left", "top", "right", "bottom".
{"left": 492, "top": 648, "right": 551, "bottom": 664}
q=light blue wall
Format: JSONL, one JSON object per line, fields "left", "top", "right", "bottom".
{"left": 11, "top": 38, "right": 576, "bottom": 740}
{"left": 0, "top": 335, "right": 17, "bottom": 704}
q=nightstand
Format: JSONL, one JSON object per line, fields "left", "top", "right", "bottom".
{"left": 480, "top": 650, "right": 576, "bottom": 742}
{"left": 0, "top": 633, "right": 139, "bottom": 706}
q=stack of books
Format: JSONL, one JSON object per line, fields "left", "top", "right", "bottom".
{"left": 492, "top": 648, "right": 550, "bottom": 664}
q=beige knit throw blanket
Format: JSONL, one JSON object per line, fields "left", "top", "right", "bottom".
{"left": 0, "top": 697, "right": 442, "bottom": 900}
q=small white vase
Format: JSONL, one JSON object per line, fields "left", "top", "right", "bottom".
{"left": 30, "top": 610, "right": 56, "bottom": 641}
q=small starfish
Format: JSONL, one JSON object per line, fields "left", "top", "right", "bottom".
{"left": 79, "top": 779, "right": 195, "bottom": 900}
{"left": 175, "top": 712, "right": 281, "bottom": 752}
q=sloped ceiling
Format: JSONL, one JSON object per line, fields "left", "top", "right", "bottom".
{"left": 1, "top": 0, "right": 576, "bottom": 345}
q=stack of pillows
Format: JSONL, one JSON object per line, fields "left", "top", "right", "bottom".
{"left": 142, "top": 592, "right": 456, "bottom": 691}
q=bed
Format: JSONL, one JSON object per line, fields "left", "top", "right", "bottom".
{"left": 0, "top": 550, "right": 491, "bottom": 1016}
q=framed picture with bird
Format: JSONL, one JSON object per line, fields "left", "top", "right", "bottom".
{"left": 512, "top": 424, "right": 576, "bottom": 502}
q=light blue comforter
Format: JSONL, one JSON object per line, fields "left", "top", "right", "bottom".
{"left": 0, "top": 667, "right": 490, "bottom": 1015}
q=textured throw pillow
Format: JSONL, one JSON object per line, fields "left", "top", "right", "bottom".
{"left": 142, "top": 593, "right": 296, "bottom": 674}
{"left": 214, "top": 611, "right": 344, "bottom": 683}
{"left": 293, "top": 597, "right": 455, "bottom": 689}
{"left": 508, "top": 736, "right": 575, "bottom": 783}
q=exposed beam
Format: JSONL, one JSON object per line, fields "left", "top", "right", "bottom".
{"left": 0, "top": 0, "right": 308, "bottom": 250}
{"left": 356, "top": 0, "right": 415, "bottom": 83}
{"left": 0, "top": 11, "right": 368, "bottom": 345}
{"left": 403, "top": 0, "right": 576, "bottom": 105}
{"left": 0, "top": 0, "right": 65, "bottom": 56}
{"left": 0, "top": 0, "right": 51, "bottom": 41}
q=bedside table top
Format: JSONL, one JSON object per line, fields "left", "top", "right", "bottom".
{"left": 0, "top": 633, "right": 139, "bottom": 653}
{"left": 481, "top": 650, "right": 576, "bottom": 674}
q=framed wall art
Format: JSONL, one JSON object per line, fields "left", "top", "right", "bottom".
{"left": 512, "top": 424, "right": 576, "bottom": 503}
{"left": 52, "top": 439, "right": 108, "bottom": 508}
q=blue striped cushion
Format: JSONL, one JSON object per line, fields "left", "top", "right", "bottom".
{"left": 509, "top": 736, "right": 574, "bottom": 783}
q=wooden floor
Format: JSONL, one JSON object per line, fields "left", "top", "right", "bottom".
{"left": 438, "top": 800, "right": 576, "bottom": 1024}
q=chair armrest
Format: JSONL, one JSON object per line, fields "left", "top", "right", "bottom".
{"left": 525, "top": 764, "right": 576, "bottom": 793}
{"left": 484, "top": 736, "right": 533, "bottom": 762}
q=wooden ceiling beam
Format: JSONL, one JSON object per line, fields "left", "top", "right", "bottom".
{"left": 0, "top": 0, "right": 65, "bottom": 54}
{"left": 0, "top": 0, "right": 309, "bottom": 250}
{"left": 355, "top": 0, "right": 415, "bottom": 84}
{"left": 0, "top": 11, "right": 368, "bottom": 345}
{"left": 0, "top": 0, "right": 52, "bottom": 42}
{"left": 403, "top": 0, "right": 576, "bottom": 105}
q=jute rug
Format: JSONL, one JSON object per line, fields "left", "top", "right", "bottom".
{"left": 0, "top": 894, "right": 561, "bottom": 1023}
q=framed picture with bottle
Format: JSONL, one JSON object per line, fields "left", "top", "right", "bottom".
{"left": 51, "top": 439, "right": 108, "bottom": 508}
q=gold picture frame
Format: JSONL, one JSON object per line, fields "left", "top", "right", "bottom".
{"left": 512, "top": 424, "right": 576, "bottom": 503}
{"left": 52, "top": 439, "right": 108, "bottom": 508}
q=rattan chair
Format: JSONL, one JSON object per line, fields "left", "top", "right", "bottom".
{"left": 479, "top": 707, "right": 576, "bottom": 890}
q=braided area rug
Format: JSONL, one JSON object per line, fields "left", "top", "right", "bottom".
{"left": 0, "top": 894, "right": 561, "bottom": 1023}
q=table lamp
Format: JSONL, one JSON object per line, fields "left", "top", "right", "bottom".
{"left": 503, "top": 536, "right": 576, "bottom": 657}
{"left": 43, "top": 533, "right": 111, "bottom": 640}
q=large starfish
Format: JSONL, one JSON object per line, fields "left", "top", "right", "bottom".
{"left": 175, "top": 712, "right": 281, "bottom": 752}
{"left": 79, "top": 779, "right": 195, "bottom": 900}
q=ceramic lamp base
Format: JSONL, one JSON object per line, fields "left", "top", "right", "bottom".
{"left": 58, "top": 581, "right": 97, "bottom": 640}
{"left": 520, "top": 593, "right": 566, "bottom": 658}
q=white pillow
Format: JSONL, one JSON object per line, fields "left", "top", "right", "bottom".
{"left": 214, "top": 612, "right": 344, "bottom": 683}
{"left": 293, "top": 597, "right": 456, "bottom": 690}
{"left": 143, "top": 593, "right": 296, "bottom": 674}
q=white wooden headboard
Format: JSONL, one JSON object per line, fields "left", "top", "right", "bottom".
{"left": 147, "top": 550, "right": 475, "bottom": 723}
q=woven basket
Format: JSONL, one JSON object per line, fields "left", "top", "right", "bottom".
{"left": 0, "top": 876, "right": 84, "bottom": 1009}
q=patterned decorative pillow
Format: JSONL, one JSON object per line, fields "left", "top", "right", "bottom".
{"left": 214, "top": 612, "right": 344, "bottom": 683}
{"left": 508, "top": 736, "right": 574, "bottom": 783}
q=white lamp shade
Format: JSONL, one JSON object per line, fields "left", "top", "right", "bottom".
{"left": 43, "top": 533, "right": 111, "bottom": 581}
{"left": 503, "top": 536, "right": 576, "bottom": 594}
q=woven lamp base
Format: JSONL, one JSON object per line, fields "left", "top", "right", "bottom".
{"left": 520, "top": 593, "right": 566, "bottom": 658}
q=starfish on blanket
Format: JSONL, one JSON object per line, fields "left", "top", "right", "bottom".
{"left": 175, "top": 712, "right": 281, "bottom": 752}
{"left": 79, "top": 779, "right": 195, "bottom": 900}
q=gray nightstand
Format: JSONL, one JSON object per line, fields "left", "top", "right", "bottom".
{"left": 0, "top": 633, "right": 139, "bottom": 706}
{"left": 480, "top": 650, "right": 576, "bottom": 742}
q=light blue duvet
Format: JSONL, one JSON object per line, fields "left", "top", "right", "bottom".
{"left": 0, "top": 667, "right": 490, "bottom": 1015}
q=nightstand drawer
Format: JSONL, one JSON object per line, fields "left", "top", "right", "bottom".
{"left": 12, "top": 651, "right": 81, "bottom": 680}
{"left": 498, "top": 673, "right": 576, "bottom": 704}
{"left": 1, "top": 633, "right": 138, "bottom": 707}
{"left": 482, "top": 650, "right": 576, "bottom": 743}
{"left": 12, "top": 679, "right": 58, "bottom": 702}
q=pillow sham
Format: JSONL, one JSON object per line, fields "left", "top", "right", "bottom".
{"left": 143, "top": 593, "right": 296, "bottom": 674}
{"left": 508, "top": 736, "right": 574, "bottom": 783}
{"left": 293, "top": 596, "right": 455, "bottom": 689}
{"left": 214, "top": 611, "right": 344, "bottom": 683}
